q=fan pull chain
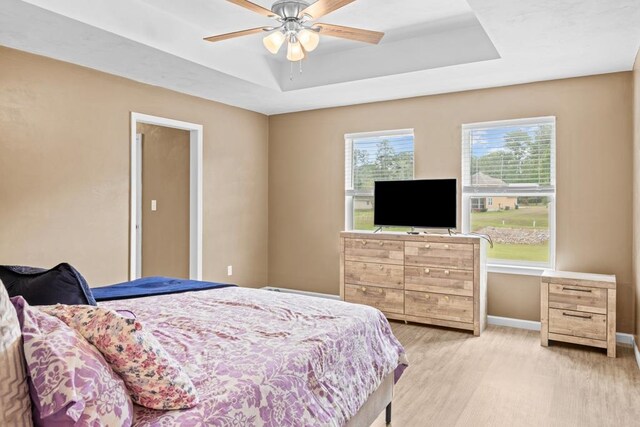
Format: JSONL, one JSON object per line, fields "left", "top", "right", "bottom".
{"left": 289, "top": 60, "right": 304, "bottom": 80}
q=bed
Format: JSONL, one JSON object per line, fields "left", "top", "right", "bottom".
{"left": 97, "top": 285, "right": 408, "bottom": 426}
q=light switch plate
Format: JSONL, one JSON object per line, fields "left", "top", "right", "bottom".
{"left": 227, "top": 265, "right": 233, "bottom": 276}
{"left": 151, "top": 200, "right": 157, "bottom": 211}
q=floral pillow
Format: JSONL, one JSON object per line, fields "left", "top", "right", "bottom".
{"left": 11, "top": 297, "right": 133, "bottom": 427}
{"left": 40, "top": 304, "right": 199, "bottom": 410}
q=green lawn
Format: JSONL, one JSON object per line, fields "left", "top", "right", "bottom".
{"left": 354, "top": 209, "right": 409, "bottom": 232}
{"left": 488, "top": 242, "right": 549, "bottom": 262}
{"left": 470, "top": 206, "right": 548, "bottom": 230}
{"left": 355, "top": 205, "right": 550, "bottom": 263}
{"left": 471, "top": 206, "right": 549, "bottom": 263}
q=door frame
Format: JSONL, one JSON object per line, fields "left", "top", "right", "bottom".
{"left": 130, "top": 112, "right": 203, "bottom": 281}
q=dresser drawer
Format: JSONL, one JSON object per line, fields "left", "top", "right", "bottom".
{"left": 405, "top": 267, "right": 473, "bottom": 297}
{"left": 344, "top": 238, "right": 404, "bottom": 265}
{"left": 344, "top": 284, "right": 404, "bottom": 314}
{"left": 405, "top": 242, "right": 474, "bottom": 270}
{"left": 345, "top": 261, "right": 404, "bottom": 289}
{"left": 548, "top": 308, "right": 606, "bottom": 341}
{"left": 405, "top": 291, "right": 473, "bottom": 323}
{"left": 548, "top": 283, "right": 607, "bottom": 315}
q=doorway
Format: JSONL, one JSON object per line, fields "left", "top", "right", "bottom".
{"left": 130, "top": 113, "right": 203, "bottom": 281}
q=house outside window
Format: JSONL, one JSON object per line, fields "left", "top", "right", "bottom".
{"left": 462, "top": 117, "right": 556, "bottom": 271}
{"left": 345, "top": 129, "right": 414, "bottom": 231}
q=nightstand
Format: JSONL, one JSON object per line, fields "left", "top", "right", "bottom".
{"left": 540, "top": 270, "right": 616, "bottom": 357}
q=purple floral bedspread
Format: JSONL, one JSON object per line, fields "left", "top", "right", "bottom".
{"left": 100, "top": 287, "right": 408, "bottom": 426}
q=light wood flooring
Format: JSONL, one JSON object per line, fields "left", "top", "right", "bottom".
{"left": 373, "top": 322, "right": 640, "bottom": 427}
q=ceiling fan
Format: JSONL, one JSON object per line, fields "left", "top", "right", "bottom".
{"left": 204, "top": 0, "right": 385, "bottom": 62}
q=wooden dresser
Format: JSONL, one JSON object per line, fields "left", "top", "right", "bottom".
{"left": 340, "top": 232, "right": 487, "bottom": 336}
{"left": 540, "top": 270, "right": 616, "bottom": 357}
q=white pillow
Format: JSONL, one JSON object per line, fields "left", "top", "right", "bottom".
{"left": 0, "top": 280, "right": 33, "bottom": 426}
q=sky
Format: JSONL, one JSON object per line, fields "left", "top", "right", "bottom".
{"left": 469, "top": 125, "right": 543, "bottom": 157}
{"left": 353, "top": 134, "right": 414, "bottom": 162}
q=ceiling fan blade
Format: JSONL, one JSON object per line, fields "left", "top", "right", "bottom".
{"left": 300, "top": 0, "right": 357, "bottom": 19}
{"left": 226, "top": 0, "right": 276, "bottom": 18}
{"left": 204, "top": 27, "right": 266, "bottom": 42}
{"left": 316, "top": 23, "right": 384, "bottom": 44}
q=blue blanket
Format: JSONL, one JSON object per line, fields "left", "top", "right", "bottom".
{"left": 91, "top": 276, "right": 236, "bottom": 301}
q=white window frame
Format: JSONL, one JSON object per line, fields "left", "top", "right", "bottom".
{"left": 345, "top": 129, "right": 415, "bottom": 231}
{"left": 461, "top": 117, "right": 556, "bottom": 276}
{"left": 130, "top": 112, "right": 203, "bottom": 281}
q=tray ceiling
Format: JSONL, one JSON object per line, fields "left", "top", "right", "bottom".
{"left": 1, "top": 0, "right": 639, "bottom": 114}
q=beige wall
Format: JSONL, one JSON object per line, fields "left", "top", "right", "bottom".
{"left": 1, "top": 46, "right": 636, "bottom": 332}
{"left": 269, "top": 73, "right": 635, "bottom": 332}
{"left": 0, "top": 47, "right": 269, "bottom": 287}
{"left": 633, "top": 48, "right": 640, "bottom": 342}
{"left": 138, "top": 124, "right": 190, "bottom": 279}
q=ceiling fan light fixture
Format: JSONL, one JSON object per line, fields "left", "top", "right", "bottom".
{"left": 263, "top": 30, "right": 286, "bottom": 54}
{"left": 286, "top": 39, "right": 305, "bottom": 61}
{"left": 297, "top": 29, "right": 320, "bottom": 52}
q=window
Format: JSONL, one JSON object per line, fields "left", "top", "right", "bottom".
{"left": 345, "top": 130, "right": 414, "bottom": 231}
{"left": 462, "top": 117, "right": 556, "bottom": 271}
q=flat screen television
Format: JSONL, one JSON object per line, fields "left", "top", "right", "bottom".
{"left": 374, "top": 179, "right": 457, "bottom": 229}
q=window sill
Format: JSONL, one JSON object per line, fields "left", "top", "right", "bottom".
{"left": 487, "top": 264, "right": 548, "bottom": 276}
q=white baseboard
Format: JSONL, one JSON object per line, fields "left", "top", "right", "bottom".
{"left": 488, "top": 315, "right": 541, "bottom": 331}
{"left": 487, "top": 315, "right": 635, "bottom": 345}
{"left": 616, "top": 333, "right": 635, "bottom": 346}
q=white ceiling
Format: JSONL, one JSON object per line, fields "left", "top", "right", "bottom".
{"left": 1, "top": 0, "right": 639, "bottom": 115}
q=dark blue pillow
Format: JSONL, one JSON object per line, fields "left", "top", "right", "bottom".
{"left": 0, "top": 263, "right": 96, "bottom": 306}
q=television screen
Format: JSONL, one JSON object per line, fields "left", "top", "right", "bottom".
{"left": 374, "top": 179, "right": 457, "bottom": 229}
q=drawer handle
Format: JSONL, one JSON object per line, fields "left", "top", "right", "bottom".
{"left": 362, "top": 264, "right": 367, "bottom": 270}
{"left": 444, "top": 270, "right": 450, "bottom": 275}
{"left": 379, "top": 241, "right": 384, "bottom": 246}
{"left": 444, "top": 296, "right": 450, "bottom": 302}
{"left": 379, "top": 265, "right": 384, "bottom": 271}
{"left": 444, "top": 244, "right": 450, "bottom": 249}
{"left": 424, "top": 268, "right": 430, "bottom": 274}
{"left": 562, "top": 312, "right": 592, "bottom": 320}
{"left": 562, "top": 287, "right": 592, "bottom": 293}
{"left": 425, "top": 244, "right": 431, "bottom": 248}
{"left": 361, "top": 240, "right": 367, "bottom": 245}
{"left": 361, "top": 286, "right": 366, "bottom": 292}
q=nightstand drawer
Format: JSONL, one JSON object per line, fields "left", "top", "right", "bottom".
{"left": 405, "top": 291, "right": 473, "bottom": 323}
{"left": 344, "top": 261, "right": 404, "bottom": 289}
{"left": 405, "top": 267, "right": 473, "bottom": 297}
{"left": 548, "top": 283, "right": 607, "bottom": 314}
{"left": 344, "top": 284, "right": 404, "bottom": 314}
{"left": 344, "top": 239, "right": 404, "bottom": 265}
{"left": 405, "top": 242, "right": 474, "bottom": 270}
{"left": 548, "top": 308, "right": 606, "bottom": 341}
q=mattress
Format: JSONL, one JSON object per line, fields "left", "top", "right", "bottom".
{"left": 100, "top": 287, "right": 408, "bottom": 426}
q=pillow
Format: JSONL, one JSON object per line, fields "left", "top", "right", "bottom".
{"left": 0, "top": 263, "right": 96, "bottom": 306}
{"left": 0, "top": 281, "right": 33, "bottom": 427}
{"left": 11, "top": 297, "right": 133, "bottom": 426}
{"left": 41, "top": 304, "right": 199, "bottom": 410}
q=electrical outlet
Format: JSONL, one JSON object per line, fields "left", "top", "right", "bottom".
{"left": 227, "top": 265, "right": 233, "bottom": 276}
